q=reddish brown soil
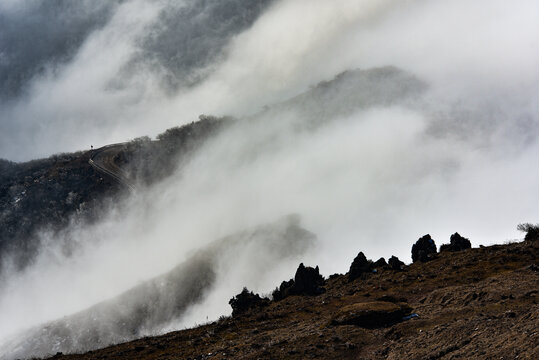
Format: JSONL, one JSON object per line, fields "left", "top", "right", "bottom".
{"left": 48, "top": 239, "right": 538, "bottom": 360}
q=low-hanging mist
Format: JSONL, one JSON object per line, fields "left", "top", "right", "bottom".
{"left": 0, "top": 0, "right": 538, "bottom": 359}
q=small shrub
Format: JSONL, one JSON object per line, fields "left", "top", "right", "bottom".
{"left": 517, "top": 223, "right": 539, "bottom": 241}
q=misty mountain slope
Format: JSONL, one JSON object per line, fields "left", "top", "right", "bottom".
{"left": 0, "top": 0, "right": 277, "bottom": 160}
{"left": 0, "top": 0, "right": 124, "bottom": 100}
{"left": 0, "top": 114, "right": 232, "bottom": 275}
{"left": 0, "top": 151, "right": 121, "bottom": 273}
{"left": 115, "top": 66, "right": 425, "bottom": 185}
{"left": 261, "top": 66, "right": 427, "bottom": 125}
{"left": 134, "top": 0, "right": 275, "bottom": 91}
{"left": 114, "top": 115, "right": 233, "bottom": 186}
{"left": 0, "top": 0, "right": 274, "bottom": 101}
{"left": 40, "top": 236, "right": 539, "bottom": 360}
{"left": 0, "top": 215, "right": 314, "bottom": 360}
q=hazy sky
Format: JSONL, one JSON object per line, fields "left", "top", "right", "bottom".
{"left": 0, "top": 0, "right": 538, "bottom": 358}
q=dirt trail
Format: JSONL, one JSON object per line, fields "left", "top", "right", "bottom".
{"left": 89, "top": 144, "right": 136, "bottom": 192}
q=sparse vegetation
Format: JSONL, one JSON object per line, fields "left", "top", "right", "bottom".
{"left": 517, "top": 222, "right": 539, "bottom": 241}
{"left": 115, "top": 115, "right": 232, "bottom": 185}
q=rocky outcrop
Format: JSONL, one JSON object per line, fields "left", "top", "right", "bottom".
{"left": 348, "top": 252, "right": 373, "bottom": 281}
{"left": 411, "top": 234, "right": 437, "bottom": 262}
{"left": 373, "top": 257, "right": 387, "bottom": 268}
{"left": 440, "top": 232, "right": 472, "bottom": 252}
{"left": 388, "top": 255, "right": 405, "bottom": 271}
{"left": 272, "top": 263, "right": 325, "bottom": 301}
{"left": 229, "top": 288, "right": 269, "bottom": 317}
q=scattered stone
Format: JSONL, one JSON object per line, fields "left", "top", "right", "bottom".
{"left": 411, "top": 234, "right": 437, "bottom": 262}
{"left": 272, "top": 263, "right": 325, "bottom": 301}
{"left": 388, "top": 256, "right": 404, "bottom": 271}
{"left": 348, "top": 252, "right": 373, "bottom": 281}
{"left": 229, "top": 287, "right": 269, "bottom": 317}
{"left": 331, "top": 301, "right": 412, "bottom": 328}
{"left": 440, "top": 232, "right": 472, "bottom": 252}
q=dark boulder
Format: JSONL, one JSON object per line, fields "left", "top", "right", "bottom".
{"left": 411, "top": 234, "right": 437, "bottom": 263}
{"left": 331, "top": 301, "right": 413, "bottom": 328}
{"left": 294, "top": 263, "right": 325, "bottom": 294}
{"left": 373, "top": 257, "right": 387, "bottom": 268}
{"left": 349, "top": 252, "right": 373, "bottom": 281}
{"left": 229, "top": 287, "right": 269, "bottom": 317}
{"left": 273, "top": 263, "right": 325, "bottom": 301}
{"left": 272, "top": 279, "right": 295, "bottom": 301}
{"left": 440, "top": 232, "right": 472, "bottom": 252}
{"left": 388, "top": 256, "right": 404, "bottom": 271}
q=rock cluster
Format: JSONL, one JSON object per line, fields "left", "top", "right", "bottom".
{"left": 272, "top": 263, "right": 325, "bottom": 301}
{"left": 373, "top": 257, "right": 387, "bottom": 268}
{"left": 388, "top": 256, "right": 404, "bottom": 271}
{"left": 411, "top": 234, "right": 437, "bottom": 262}
{"left": 229, "top": 287, "right": 269, "bottom": 317}
{"left": 348, "top": 252, "right": 405, "bottom": 281}
{"left": 440, "top": 232, "right": 471, "bottom": 252}
{"left": 348, "top": 252, "right": 372, "bottom": 281}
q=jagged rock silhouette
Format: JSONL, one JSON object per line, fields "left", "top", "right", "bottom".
{"left": 440, "top": 232, "right": 472, "bottom": 252}
{"left": 412, "top": 234, "right": 437, "bottom": 262}
{"left": 272, "top": 263, "right": 325, "bottom": 301}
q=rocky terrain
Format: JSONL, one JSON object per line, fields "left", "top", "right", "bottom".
{"left": 42, "top": 228, "right": 538, "bottom": 360}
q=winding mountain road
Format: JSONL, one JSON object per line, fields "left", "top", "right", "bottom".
{"left": 89, "top": 144, "right": 136, "bottom": 192}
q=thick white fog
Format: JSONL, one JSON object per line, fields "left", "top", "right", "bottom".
{"left": 0, "top": 0, "right": 538, "bottom": 358}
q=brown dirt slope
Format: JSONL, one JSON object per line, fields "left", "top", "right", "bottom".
{"left": 48, "top": 238, "right": 538, "bottom": 360}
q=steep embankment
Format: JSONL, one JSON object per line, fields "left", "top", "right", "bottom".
{"left": 47, "top": 236, "right": 538, "bottom": 359}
